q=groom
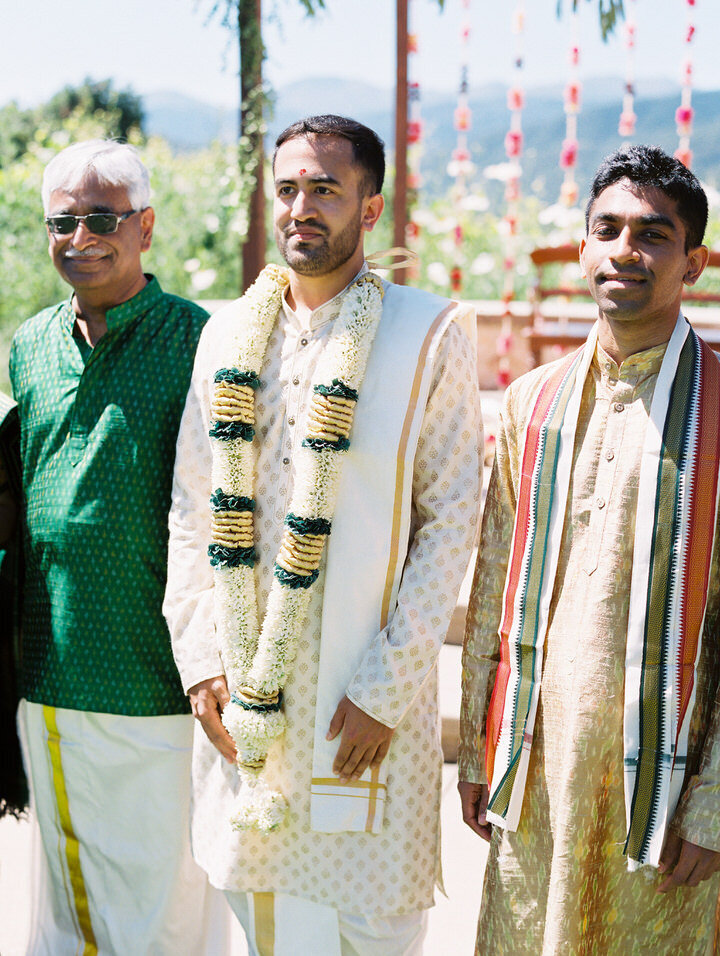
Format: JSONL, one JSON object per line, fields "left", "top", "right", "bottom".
{"left": 164, "top": 114, "right": 482, "bottom": 954}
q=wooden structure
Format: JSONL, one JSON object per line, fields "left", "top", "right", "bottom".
{"left": 526, "top": 244, "right": 720, "bottom": 366}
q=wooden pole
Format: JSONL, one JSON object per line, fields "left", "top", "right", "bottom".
{"left": 239, "top": 0, "right": 266, "bottom": 292}
{"left": 393, "top": 0, "right": 408, "bottom": 285}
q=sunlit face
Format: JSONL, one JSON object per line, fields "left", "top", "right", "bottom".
{"left": 273, "top": 134, "right": 380, "bottom": 278}
{"left": 580, "top": 179, "right": 705, "bottom": 329}
{"left": 46, "top": 172, "right": 153, "bottom": 300}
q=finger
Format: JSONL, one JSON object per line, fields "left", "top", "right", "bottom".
{"left": 213, "top": 681, "right": 231, "bottom": 709}
{"left": 658, "top": 851, "right": 697, "bottom": 893}
{"left": 335, "top": 744, "right": 366, "bottom": 782}
{"left": 326, "top": 705, "right": 346, "bottom": 742}
{"left": 461, "top": 798, "right": 491, "bottom": 841}
{"left": 658, "top": 831, "right": 682, "bottom": 873}
{"left": 198, "top": 709, "right": 237, "bottom": 763}
{"left": 370, "top": 738, "right": 391, "bottom": 767}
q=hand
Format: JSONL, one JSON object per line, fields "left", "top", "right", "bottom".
{"left": 327, "top": 695, "right": 394, "bottom": 783}
{"left": 657, "top": 831, "right": 720, "bottom": 892}
{"left": 458, "top": 780, "right": 492, "bottom": 841}
{"left": 187, "top": 675, "right": 237, "bottom": 764}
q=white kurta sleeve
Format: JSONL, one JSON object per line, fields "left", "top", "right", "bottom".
{"left": 163, "top": 326, "right": 223, "bottom": 693}
{"left": 345, "top": 319, "right": 483, "bottom": 727}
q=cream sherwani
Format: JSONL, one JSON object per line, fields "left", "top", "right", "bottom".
{"left": 460, "top": 341, "right": 720, "bottom": 955}
{"left": 165, "top": 271, "right": 482, "bottom": 932}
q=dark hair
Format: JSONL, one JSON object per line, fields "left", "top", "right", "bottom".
{"left": 273, "top": 115, "right": 385, "bottom": 196}
{"left": 586, "top": 144, "right": 708, "bottom": 250}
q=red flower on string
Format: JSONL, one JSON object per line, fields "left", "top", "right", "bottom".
{"left": 505, "top": 129, "right": 523, "bottom": 158}
{"left": 454, "top": 106, "right": 472, "bottom": 131}
{"left": 408, "top": 33, "right": 419, "bottom": 54}
{"left": 686, "top": 25, "right": 695, "bottom": 43}
{"left": 570, "top": 45, "right": 580, "bottom": 66}
{"left": 618, "top": 111, "right": 637, "bottom": 137}
{"left": 564, "top": 82, "right": 582, "bottom": 110}
{"left": 675, "top": 146, "right": 693, "bottom": 169}
{"left": 453, "top": 146, "right": 471, "bottom": 163}
{"left": 497, "top": 330, "right": 513, "bottom": 355}
{"left": 497, "top": 366, "right": 511, "bottom": 388}
{"left": 407, "top": 172, "right": 422, "bottom": 190}
{"left": 450, "top": 266, "right": 463, "bottom": 293}
{"left": 507, "top": 87, "right": 524, "bottom": 111}
{"left": 407, "top": 120, "right": 423, "bottom": 144}
{"left": 406, "top": 221, "right": 420, "bottom": 241}
{"left": 505, "top": 180, "right": 520, "bottom": 202}
{"left": 675, "top": 105, "right": 694, "bottom": 134}
{"left": 560, "top": 138, "right": 578, "bottom": 168}
{"left": 454, "top": 224, "right": 463, "bottom": 243}
{"left": 561, "top": 180, "right": 579, "bottom": 206}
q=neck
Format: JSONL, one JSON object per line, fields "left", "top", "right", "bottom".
{"left": 72, "top": 274, "right": 148, "bottom": 347}
{"left": 285, "top": 254, "right": 364, "bottom": 319}
{"left": 596, "top": 309, "right": 679, "bottom": 365}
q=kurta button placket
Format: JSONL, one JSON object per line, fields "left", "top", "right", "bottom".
{"left": 614, "top": 402, "right": 624, "bottom": 413}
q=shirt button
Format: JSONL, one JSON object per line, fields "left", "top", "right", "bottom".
{"left": 614, "top": 402, "right": 624, "bottom": 413}
{"left": 608, "top": 378, "right": 618, "bottom": 387}
{"left": 596, "top": 497, "right": 606, "bottom": 509}
{"left": 288, "top": 417, "right": 295, "bottom": 426}
{"left": 300, "top": 337, "right": 308, "bottom": 347}
{"left": 605, "top": 449, "right": 614, "bottom": 461}
{"left": 282, "top": 457, "right": 290, "bottom": 465}
{"left": 292, "top": 377, "right": 300, "bottom": 386}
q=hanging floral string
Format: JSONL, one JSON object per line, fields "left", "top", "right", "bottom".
{"left": 496, "top": 1, "right": 525, "bottom": 389}
{"left": 559, "top": 8, "right": 581, "bottom": 207}
{"left": 675, "top": 0, "right": 696, "bottom": 169}
{"left": 618, "top": 0, "right": 637, "bottom": 142}
{"left": 405, "top": 0, "right": 423, "bottom": 279}
{"left": 447, "top": 0, "right": 473, "bottom": 295}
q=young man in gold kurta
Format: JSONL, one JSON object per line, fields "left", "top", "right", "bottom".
{"left": 459, "top": 145, "right": 720, "bottom": 954}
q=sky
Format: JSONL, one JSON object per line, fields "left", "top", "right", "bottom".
{"left": 2, "top": 0, "right": 720, "bottom": 112}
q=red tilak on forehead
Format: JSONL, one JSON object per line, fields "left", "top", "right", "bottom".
{"left": 299, "top": 168, "right": 306, "bottom": 175}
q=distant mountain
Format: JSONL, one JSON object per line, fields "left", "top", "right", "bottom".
{"left": 142, "top": 76, "right": 720, "bottom": 203}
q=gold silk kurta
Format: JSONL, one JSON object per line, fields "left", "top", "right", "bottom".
{"left": 460, "top": 342, "right": 720, "bottom": 955}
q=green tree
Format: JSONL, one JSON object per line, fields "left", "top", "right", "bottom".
{"left": 43, "top": 79, "right": 144, "bottom": 141}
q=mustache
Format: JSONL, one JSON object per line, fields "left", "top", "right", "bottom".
{"left": 285, "top": 220, "right": 329, "bottom": 236}
{"left": 64, "top": 250, "right": 105, "bottom": 259}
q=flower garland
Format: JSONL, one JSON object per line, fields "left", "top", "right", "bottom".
{"left": 209, "top": 263, "right": 385, "bottom": 832}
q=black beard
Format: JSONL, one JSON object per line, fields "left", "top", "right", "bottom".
{"left": 276, "top": 215, "right": 363, "bottom": 276}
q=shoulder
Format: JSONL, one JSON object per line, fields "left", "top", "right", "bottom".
{"left": 155, "top": 290, "right": 209, "bottom": 328}
{"left": 502, "top": 353, "right": 576, "bottom": 430}
{"left": 11, "top": 302, "right": 66, "bottom": 353}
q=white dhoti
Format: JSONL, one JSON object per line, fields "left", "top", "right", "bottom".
{"left": 225, "top": 890, "right": 427, "bottom": 956}
{"left": 19, "top": 700, "right": 232, "bottom": 956}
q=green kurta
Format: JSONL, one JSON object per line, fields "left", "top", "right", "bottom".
{"left": 10, "top": 277, "right": 207, "bottom": 716}
{"left": 460, "top": 342, "right": 720, "bottom": 955}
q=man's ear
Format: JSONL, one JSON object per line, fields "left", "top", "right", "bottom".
{"left": 579, "top": 237, "right": 587, "bottom": 278}
{"left": 684, "top": 244, "right": 710, "bottom": 287}
{"left": 140, "top": 207, "right": 155, "bottom": 253}
{"left": 361, "top": 194, "right": 384, "bottom": 234}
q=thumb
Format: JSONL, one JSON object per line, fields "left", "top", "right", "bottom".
{"left": 326, "top": 701, "right": 346, "bottom": 741}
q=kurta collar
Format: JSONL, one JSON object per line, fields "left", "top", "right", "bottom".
{"left": 281, "top": 263, "right": 369, "bottom": 331}
{"left": 61, "top": 274, "right": 163, "bottom": 334}
{"left": 594, "top": 337, "right": 669, "bottom": 387}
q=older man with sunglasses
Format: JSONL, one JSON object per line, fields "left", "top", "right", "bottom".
{"left": 9, "top": 140, "right": 230, "bottom": 955}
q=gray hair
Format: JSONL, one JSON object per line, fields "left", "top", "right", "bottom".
{"left": 41, "top": 140, "right": 151, "bottom": 213}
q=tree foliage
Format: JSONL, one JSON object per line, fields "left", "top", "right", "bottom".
{"left": 0, "top": 78, "right": 143, "bottom": 168}
{"left": 558, "top": 0, "right": 625, "bottom": 41}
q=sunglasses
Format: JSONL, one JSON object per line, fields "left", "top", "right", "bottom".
{"left": 44, "top": 210, "right": 138, "bottom": 236}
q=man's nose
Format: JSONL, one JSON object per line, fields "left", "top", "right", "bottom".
{"left": 611, "top": 226, "right": 640, "bottom": 262}
{"left": 69, "top": 220, "right": 98, "bottom": 249}
{"left": 291, "top": 190, "right": 316, "bottom": 221}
